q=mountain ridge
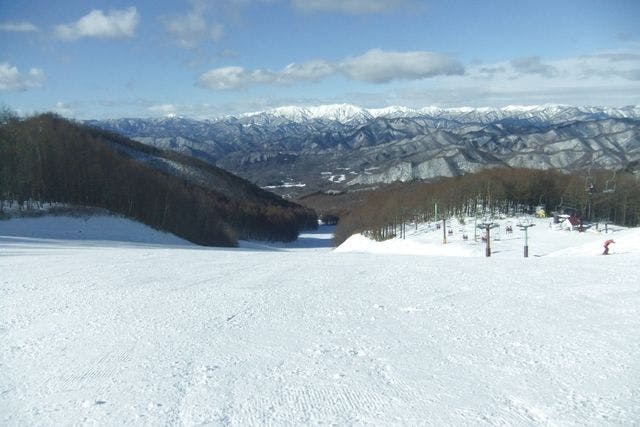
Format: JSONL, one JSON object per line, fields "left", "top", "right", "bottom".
{"left": 228, "top": 104, "right": 640, "bottom": 124}
{"left": 87, "top": 105, "right": 640, "bottom": 197}
{"left": 92, "top": 104, "right": 640, "bottom": 126}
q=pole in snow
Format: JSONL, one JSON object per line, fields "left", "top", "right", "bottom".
{"left": 477, "top": 222, "right": 499, "bottom": 257}
{"left": 474, "top": 214, "right": 478, "bottom": 241}
{"left": 517, "top": 222, "right": 535, "bottom": 257}
{"left": 443, "top": 218, "right": 447, "bottom": 244}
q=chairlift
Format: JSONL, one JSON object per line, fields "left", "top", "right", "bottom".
{"left": 603, "top": 170, "right": 616, "bottom": 194}
{"left": 492, "top": 224, "right": 502, "bottom": 241}
{"left": 585, "top": 165, "right": 596, "bottom": 194}
{"left": 505, "top": 221, "right": 514, "bottom": 234}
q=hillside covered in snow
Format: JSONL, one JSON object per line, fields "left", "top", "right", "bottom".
{"left": 1, "top": 214, "right": 639, "bottom": 425}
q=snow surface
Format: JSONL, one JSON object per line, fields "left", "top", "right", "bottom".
{"left": 261, "top": 182, "right": 307, "bottom": 189}
{"left": 335, "top": 217, "right": 640, "bottom": 258}
{"left": 0, "top": 215, "right": 192, "bottom": 247}
{"left": 1, "top": 215, "right": 640, "bottom": 425}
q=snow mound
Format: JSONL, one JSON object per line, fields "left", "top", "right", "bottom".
{"left": 0, "top": 214, "right": 191, "bottom": 246}
{"left": 335, "top": 233, "right": 476, "bottom": 257}
{"left": 547, "top": 227, "right": 640, "bottom": 257}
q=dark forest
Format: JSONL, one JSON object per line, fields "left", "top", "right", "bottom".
{"left": 0, "top": 113, "right": 317, "bottom": 246}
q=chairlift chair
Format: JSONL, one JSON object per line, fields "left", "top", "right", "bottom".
{"left": 603, "top": 170, "right": 616, "bottom": 194}
{"left": 585, "top": 165, "right": 596, "bottom": 194}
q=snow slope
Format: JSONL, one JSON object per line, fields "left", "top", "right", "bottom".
{"left": 0, "top": 214, "right": 191, "bottom": 247}
{"left": 336, "top": 216, "right": 639, "bottom": 258}
{"left": 1, "top": 215, "right": 639, "bottom": 425}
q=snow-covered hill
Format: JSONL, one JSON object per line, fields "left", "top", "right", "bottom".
{"left": 2, "top": 214, "right": 640, "bottom": 424}
{"left": 0, "top": 214, "right": 192, "bottom": 246}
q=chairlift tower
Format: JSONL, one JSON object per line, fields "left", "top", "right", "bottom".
{"left": 517, "top": 221, "right": 536, "bottom": 257}
{"left": 442, "top": 218, "right": 447, "bottom": 244}
{"left": 435, "top": 202, "right": 447, "bottom": 244}
{"left": 477, "top": 222, "right": 499, "bottom": 257}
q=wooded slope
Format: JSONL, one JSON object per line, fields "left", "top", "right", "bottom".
{"left": 0, "top": 114, "right": 317, "bottom": 246}
{"left": 334, "top": 167, "right": 640, "bottom": 245}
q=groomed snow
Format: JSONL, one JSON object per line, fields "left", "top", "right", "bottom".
{"left": 0, "top": 214, "right": 192, "bottom": 247}
{"left": 335, "top": 216, "right": 640, "bottom": 258}
{"left": 1, "top": 215, "right": 639, "bottom": 425}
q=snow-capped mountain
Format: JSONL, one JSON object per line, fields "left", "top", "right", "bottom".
{"left": 88, "top": 104, "right": 640, "bottom": 196}
{"left": 419, "top": 104, "right": 640, "bottom": 126}
{"left": 237, "top": 104, "right": 375, "bottom": 125}
{"left": 232, "top": 104, "right": 640, "bottom": 125}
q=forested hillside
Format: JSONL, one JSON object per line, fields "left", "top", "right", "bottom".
{"left": 334, "top": 168, "right": 640, "bottom": 245}
{"left": 0, "top": 113, "right": 317, "bottom": 246}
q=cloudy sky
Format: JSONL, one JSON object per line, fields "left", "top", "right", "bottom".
{"left": 1, "top": 0, "right": 639, "bottom": 119}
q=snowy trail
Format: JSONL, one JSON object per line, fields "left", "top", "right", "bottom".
{"left": 1, "top": 219, "right": 640, "bottom": 425}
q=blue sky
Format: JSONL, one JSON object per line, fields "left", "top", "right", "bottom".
{"left": 1, "top": 0, "right": 639, "bottom": 119}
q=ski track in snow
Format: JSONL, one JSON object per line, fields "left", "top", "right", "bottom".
{"left": 1, "top": 218, "right": 640, "bottom": 425}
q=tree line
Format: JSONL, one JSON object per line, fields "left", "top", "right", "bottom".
{"left": 0, "top": 113, "right": 317, "bottom": 246}
{"left": 334, "top": 167, "right": 640, "bottom": 245}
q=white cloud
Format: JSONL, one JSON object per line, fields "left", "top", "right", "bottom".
{"left": 291, "top": 0, "right": 407, "bottom": 14}
{"left": 54, "top": 101, "right": 73, "bottom": 117}
{"left": 510, "top": 56, "right": 557, "bottom": 77}
{"left": 422, "top": 50, "right": 640, "bottom": 107}
{"left": 341, "top": 49, "right": 640, "bottom": 109}
{"left": 54, "top": 7, "right": 139, "bottom": 41}
{"left": 197, "top": 49, "right": 463, "bottom": 90}
{"left": 574, "top": 52, "right": 640, "bottom": 81}
{"left": 197, "top": 66, "right": 278, "bottom": 90}
{"left": 340, "top": 49, "right": 464, "bottom": 83}
{"left": 466, "top": 51, "right": 640, "bottom": 84}
{"left": 584, "top": 53, "right": 640, "bottom": 62}
{"left": 281, "top": 60, "right": 337, "bottom": 82}
{"left": 0, "top": 63, "right": 45, "bottom": 92}
{"left": 619, "top": 69, "right": 640, "bottom": 81}
{"left": 148, "top": 104, "right": 178, "bottom": 117}
{"left": 193, "top": 48, "right": 640, "bottom": 107}
{"left": 0, "top": 21, "right": 38, "bottom": 32}
{"left": 163, "top": 4, "right": 224, "bottom": 50}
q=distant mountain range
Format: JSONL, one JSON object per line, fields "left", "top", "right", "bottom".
{"left": 87, "top": 104, "right": 640, "bottom": 197}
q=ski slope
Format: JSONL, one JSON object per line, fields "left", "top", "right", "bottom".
{"left": 1, "top": 215, "right": 639, "bottom": 425}
{"left": 0, "top": 214, "right": 191, "bottom": 247}
{"left": 336, "top": 216, "right": 639, "bottom": 258}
